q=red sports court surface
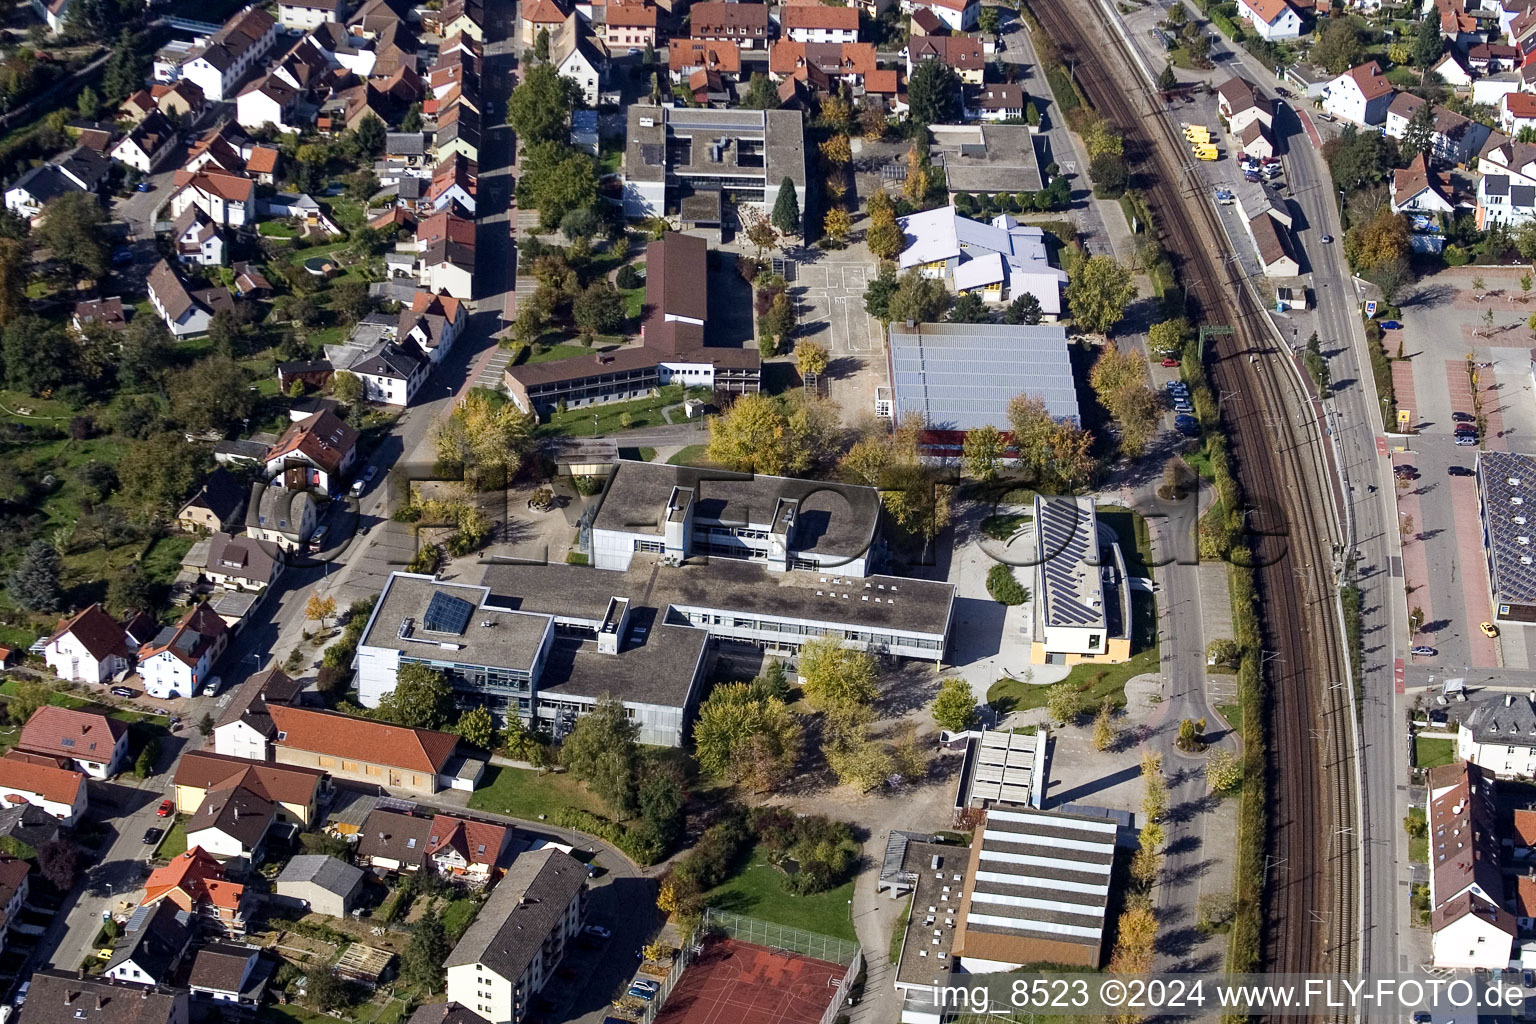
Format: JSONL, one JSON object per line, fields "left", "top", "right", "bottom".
{"left": 653, "top": 938, "right": 844, "bottom": 1024}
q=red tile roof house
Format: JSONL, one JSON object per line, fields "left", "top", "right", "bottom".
{"left": 266, "top": 705, "right": 480, "bottom": 795}
{"left": 15, "top": 705, "right": 129, "bottom": 778}
{"left": 426, "top": 814, "right": 513, "bottom": 885}
{"left": 142, "top": 847, "right": 249, "bottom": 934}
{"left": 781, "top": 3, "right": 859, "bottom": 43}
{"left": 263, "top": 407, "right": 359, "bottom": 496}
{"left": 689, "top": 1, "right": 770, "bottom": 48}
{"left": 138, "top": 603, "right": 231, "bottom": 701}
{"left": 0, "top": 855, "right": 30, "bottom": 958}
{"left": 42, "top": 603, "right": 134, "bottom": 684}
{"left": 0, "top": 751, "right": 87, "bottom": 823}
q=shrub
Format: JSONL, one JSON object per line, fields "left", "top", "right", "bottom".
{"left": 616, "top": 264, "right": 642, "bottom": 289}
{"left": 986, "top": 562, "right": 1029, "bottom": 604}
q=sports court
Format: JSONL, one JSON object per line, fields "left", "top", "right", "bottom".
{"left": 652, "top": 937, "right": 845, "bottom": 1024}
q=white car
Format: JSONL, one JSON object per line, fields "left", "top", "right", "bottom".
{"left": 583, "top": 924, "right": 611, "bottom": 939}
{"left": 201, "top": 675, "right": 223, "bottom": 697}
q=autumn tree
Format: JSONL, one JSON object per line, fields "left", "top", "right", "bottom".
{"left": 866, "top": 218, "right": 904, "bottom": 261}
{"left": 1066, "top": 254, "right": 1136, "bottom": 335}
{"left": 1046, "top": 682, "right": 1086, "bottom": 726}
{"left": 1092, "top": 698, "right": 1117, "bottom": 751}
{"left": 693, "top": 682, "right": 803, "bottom": 793}
{"left": 840, "top": 419, "right": 952, "bottom": 549}
{"left": 305, "top": 594, "right": 337, "bottom": 628}
{"left": 742, "top": 207, "right": 780, "bottom": 261}
{"left": 332, "top": 370, "right": 364, "bottom": 405}
{"left": 819, "top": 134, "right": 851, "bottom": 166}
{"left": 434, "top": 390, "right": 536, "bottom": 487}
{"left": 962, "top": 423, "right": 1003, "bottom": 481}
{"left": 1089, "top": 343, "right": 1162, "bottom": 457}
{"left": 795, "top": 339, "right": 829, "bottom": 378}
{"left": 799, "top": 636, "right": 878, "bottom": 711}
{"left": 1207, "top": 749, "right": 1242, "bottom": 794}
{"left": 456, "top": 706, "right": 496, "bottom": 750}
{"left": 705, "top": 392, "right": 841, "bottom": 475}
{"left": 1312, "top": 18, "right": 1364, "bottom": 74}
{"left": 1344, "top": 206, "right": 1411, "bottom": 272}
{"left": 1147, "top": 318, "right": 1186, "bottom": 357}
{"left": 823, "top": 206, "right": 852, "bottom": 246}
{"left": 1006, "top": 394, "right": 1097, "bottom": 490}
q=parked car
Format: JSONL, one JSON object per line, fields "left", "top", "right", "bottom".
{"left": 110, "top": 686, "right": 135, "bottom": 697}
{"left": 1448, "top": 465, "right": 1474, "bottom": 476}
{"left": 310, "top": 525, "right": 329, "bottom": 547}
{"left": 111, "top": 247, "right": 134, "bottom": 266}
{"left": 1481, "top": 621, "right": 1501, "bottom": 638}
{"left": 583, "top": 924, "right": 611, "bottom": 939}
{"left": 1453, "top": 411, "right": 1475, "bottom": 422}
{"left": 15, "top": 981, "right": 28, "bottom": 1006}
{"left": 1175, "top": 414, "right": 1199, "bottom": 437}
{"left": 1162, "top": 356, "right": 1180, "bottom": 367}
{"left": 135, "top": 182, "right": 152, "bottom": 193}
{"left": 157, "top": 800, "right": 173, "bottom": 817}
{"left": 200, "top": 676, "right": 222, "bottom": 697}
{"left": 1393, "top": 465, "right": 1418, "bottom": 480}
{"left": 1378, "top": 320, "right": 1403, "bottom": 331}
{"left": 1410, "top": 646, "right": 1437, "bottom": 657}
{"left": 1455, "top": 434, "right": 1477, "bottom": 445}
{"left": 142, "top": 827, "right": 163, "bottom": 845}
{"left": 364, "top": 465, "right": 378, "bottom": 484}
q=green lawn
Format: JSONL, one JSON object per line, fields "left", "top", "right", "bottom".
{"left": 981, "top": 513, "right": 1031, "bottom": 541}
{"left": 543, "top": 386, "right": 708, "bottom": 437}
{"left": 667, "top": 444, "right": 716, "bottom": 467}
{"left": 1415, "top": 736, "right": 1456, "bottom": 770}
{"left": 527, "top": 343, "right": 614, "bottom": 365}
{"left": 987, "top": 593, "right": 1158, "bottom": 714}
{"left": 888, "top": 900, "right": 910, "bottom": 964}
{"left": 1096, "top": 504, "right": 1154, "bottom": 578}
{"left": 705, "top": 846, "right": 856, "bottom": 942}
{"left": 258, "top": 221, "right": 299, "bottom": 238}
{"left": 0, "top": 679, "right": 89, "bottom": 709}
{"left": 466, "top": 765, "right": 609, "bottom": 821}
{"left": 439, "top": 894, "right": 482, "bottom": 939}
{"left": 1405, "top": 806, "right": 1427, "bottom": 864}
{"left": 159, "top": 814, "right": 189, "bottom": 859}
{"left": 142, "top": 535, "right": 196, "bottom": 586}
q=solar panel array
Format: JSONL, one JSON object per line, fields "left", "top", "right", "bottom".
{"left": 887, "top": 324, "right": 1079, "bottom": 430}
{"left": 1037, "top": 497, "right": 1103, "bottom": 628}
{"left": 1479, "top": 451, "right": 1536, "bottom": 604}
{"left": 423, "top": 591, "right": 474, "bottom": 635}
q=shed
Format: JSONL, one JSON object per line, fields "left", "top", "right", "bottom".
{"left": 275, "top": 854, "right": 365, "bottom": 917}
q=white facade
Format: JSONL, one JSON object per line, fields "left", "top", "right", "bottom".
{"left": 277, "top": 0, "right": 336, "bottom": 28}
{"left": 44, "top": 632, "right": 125, "bottom": 684}
{"left": 214, "top": 719, "right": 271, "bottom": 761}
{"left": 785, "top": 24, "right": 858, "bottom": 43}
{"left": 1321, "top": 66, "right": 1395, "bottom": 126}
{"left": 557, "top": 46, "right": 603, "bottom": 107}
{"left": 422, "top": 259, "right": 474, "bottom": 299}
{"left": 169, "top": 180, "right": 253, "bottom": 228}
{"left": 0, "top": 773, "right": 86, "bottom": 824}
{"left": 1431, "top": 911, "right": 1514, "bottom": 971}
{"left": 141, "top": 642, "right": 221, "bottom": 700}
{"left": 900, "top": 0, "right": 977, "bottom": 32}
{"left": 186, "top": 823, "right": 257, "bottom": 861}
{"left": 1236, "top": 0, "right": 1303, "bottom": 39}
{"left": 445, "top": 891, "right": 583, "bottom": 1024}
{"left": 1458, "top": 724, "right": 1536, "bottom": 776}
{"left": 236, "top": 87, "right": 299, "bottom": 134}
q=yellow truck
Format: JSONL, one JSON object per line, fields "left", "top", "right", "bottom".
{"left": 1192, "top": 143, "right": 1219, "bottom": 160}
{"left": 1184, "top": 126, "right": 1211, "bottom": 143}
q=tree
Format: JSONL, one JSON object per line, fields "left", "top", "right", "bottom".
{"left": 560, "top": 696, "right": 639, "bottom": 816}
{"left": 1157, "top": 62, "right": 1176, "bottom": 91}
{"left": 170, "top": 357, "right": 257, "bottom": 435}
{"left": 1092, "top": 698, "right": 1116, "bottom": 751}
{"left": 1207, "top": 637, "right": 1241, "bottom": 669}
{"left": 864, "top": 263, "right": 899, "bottom": 320}
{"left": 931, "top": 678, "right": 978, "bottom": 732}
{"left": 534, "top": 25, "right": 550, "bottom": 59}
{"left": 434, "top": 390, "right": 536, "bottom": 485}
{"left": 1148, "top": 318, "right": 1186, "bottom": 357}
{"left": 694, "top": 682, "right": 802, "bottom": 793}
{"left": 1399, "top": 100, "right": 1435, "bottom": 166}
{"left": 102, "top": 29, "right": 148, "bottom": 104}
{"left": 908, "top": 59, "right": 962, "bottom": 128}
{"left": 401, "top": 908, "right": 450, "bottom": 992}
{"left": 946, "top": 291, "right": 988, "bottom": 323}
{"left": 1206, "top": 749, "right": 1242, "bottom": 794}
{"left": 332, "top": 370, "right": 364, "bottom": 406}
{"left": 1324, "top": 125, "right": 1393, "bottom": 190}
{"left": 456, "top": 706, "right": 495, "bottom": 750}
{"left": 38, "top": 839, "right": 84, "bottom": 890}
{"left": 573, "top": 282, "right": 626, "bottom": 336}
{"left": 1141, "top": 752, "right": 1168, "bottom": 822}
{"left": 2, "top": 317, "right": 74, "bottom": 397}
{"left": 352, "top": 113, "right": 386, "bottom": 157}
{"left": 743, "top": 207, "right": 780, "bottom": 260}
{"left": 1312, "top": 18, "right": 1363, "bottom": 74}
{"left": 305, "top": 594, "right": 337, "bottom": 628}
{"left": 825, "top": 736, "right": 894, "bottom": 793}
{"left": 1344, "top": 207, "right": 1411, "bottom": 273}
{"left": 506, "top": 63, "right": 583, "bottom": 145}
{"left": 516, "top": 141, "right": 600, "bottom": 231}
{"left": 888, "top": 269, "right": 951, "bottom": 324}
{"left": 6, "top": 679, "right": 51, "bottom": 729}
{"left": 198, "top": 713, "right": 215, "bottom": 737}
{"left": 819, "top": 133, "right": 852, "bottom": 166}
{"left": 822, "top": 206, "right": 852, "bottom": 246}
{"left": 106, "top": 562, "right": 153, "bottom": 618}
{"left": 35, "top": 192, "right": 107, "bottom": 285}
{"left": 978, "top": 4, "right": 1000, "bottom": 35}
{"left": 9, "top": 540, "right": 61, "bottom": 612}
{"left": 866, "top": 218, "right": 904, "bottom": 261}
{"left": 117, "top": 434, "right": 212, "bottom": 521}
{"left": 0, "top": 236, "right": 26, "bottom": 328}
{"left": 741, "top": 72, "right": 780, "bottom": 110}
{"left": 376, "top": 663, "right": 454, "bottom": 729}
{"left": 134, "top": 741, "right": 158, "bottom": 778}
{"left": 1045, "top": 682, "right": 1086, "bottom": 726}
{"left": 1007, "top": 393, "right": 1096, "bottom": 489}
{"left": 795, "top": 339, "right": 829, "bottom": 378}
{"left": 705, "top": 392, "right": 840, "bottom": 475}
{"left": 1066, "top": 254, "right": 1136, "bottom": 334}
{"left": 1413, "top": 4, "right": 1443, "bottom": 69}
{"left": 633, "top": 765, "right": 687, "bottom": 858}
{"left": 306, "top": 971, "right": 351, "bottom": 1013}
{"left": 1089, "top": 343, "right": 1162, "bottom": 457}
{"left": 904, "top": 144, "right": 931, "bottom": 204}
{"left": 962, "top": 424, "right": 1003, "bottom": 481}
{"left": 1003, "top": 292, "right": 1043, "bottom": 325}
{"left": 800, "top": 636, "right": 878, "bottom": 711}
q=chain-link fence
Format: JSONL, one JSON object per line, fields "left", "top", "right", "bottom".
{"left": 700, "top": 908, "right": 862, "bottom": 966}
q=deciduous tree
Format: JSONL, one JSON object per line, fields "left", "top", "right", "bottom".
{"left": 376, "top": 663, "right": 454, "bottom": 730}
{"left": 694, "top": 682, "right": 803, "bottom": 793}
{"left": 1066, "top": 255, "right": 1136, "bottom": 335}
{"left": 931, "top": 678, "right": 978, "bottom": 732}
{"left": 505, "top": 63, "right": 583, "bottom": 145}
{"left": 1312, "top": 18, "right": 1364, "bottom": 74}
{"left": 962, "top": 423, "right": 1003, "bottom": 481}
{"left": 800, "top": 636, "right": 878, "bottom": 711}
{"left": 332, "top": 370, "right": 364, "bottom": 405}
{"left": 1046, "top": 682, "right": 1086, "bottom": 726}
{"left": 1089, "top": 343, "right": 1162, "bottom": 457}
{"left": 560, "top": 696, "right": 639, "bottom": 817}
{"left": 795, "top": 339, "right": 829, "bottom": 378}
{"left": 887, "top": 269, "right": 950, "bottom": 324}
{"left": 36, "top": 192, "right": 107, "bottom": 285}
{"left": 456, "top": 706, "right": 495, "bottom": 750}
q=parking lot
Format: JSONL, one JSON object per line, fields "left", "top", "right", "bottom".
{"left": 789, "top": 250, "right": 883, "bottom": 417}
{"left": 1389, "top": 268, "right": 1536, "bottom": 673}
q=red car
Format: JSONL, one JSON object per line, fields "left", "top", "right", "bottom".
{"left": 1161, "top": 357, "right": 1180, "bottom": 367}
{"left": 156, "top": 800, "right": 173, "bottom": 817}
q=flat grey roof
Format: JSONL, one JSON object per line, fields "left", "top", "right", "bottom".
{"left": 481, "top": 555, "right": 955, "bottom": 639}
{"left": 888, "top": 323, "right": 1080, "bottom": 430}
{"left": 624, "top": 105, "right": 806, "bottom": 188}
{"left": 932, "top": 125, "right": 1044, "bottom": 194}
{"left": 592, "top": 460, "right": 882, "bottom": 563}
{"left": 537, "top": 624, "right": 707, "bottom": 708}
{"left": 895, "top": 840, "right": 963, "bottom": 986}
{"left": 360, "top": 574, "right": 552, "bottom": 674}
{"left": 1479, "top": 451, "right": 1536, "bottom": 605}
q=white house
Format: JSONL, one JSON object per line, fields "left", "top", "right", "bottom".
{"left": 277, "top": 0, "right": 340, "bottom": 29}
{"left": 1501, "top": 90, "right": 1536, "bottom": 135}
{"left": 173, "top": 205, "right": 226, "bottom": 267}
{"left": 1236, "top": 0, "right": 1303, "bottom": 39}
{"left": 138, "top": 603, "right": 230, "bottom": 700}
{"left": 147, "top": 259, "right": 229, "bottom": 338}
{"left": 188, "top": 944, "right": 267, "bottom": 1008}
{"left": 181, "top": 6, "right": 280, "bottom": 102}
{"left": 1431, "top": 896, "right": 1516, "bottom": 971}
{"left": 43, "top": 603, "right": 131, "bottom": 684}
{"left": 551, "top": 18, "right": 607, "bottom": 108}
{"left": 0, "top": 754, "right": 87, "bottom": 824}
{"left": 102, "top": 902, "right": 192, "bottom": 987}
{"left": 1322, "top": 61, "right": 1396, "bottom": 126}
{"left": 109, "top": 112, "right": 178, "bottom": 174}
{"left": 1477, "top": 136, "right": 1536, "bottom": 227}
{"left": 235, "top": 76, "right": 302, "bottom": 134}
{"left": 168, "top": 170, "right": 256, "bottom": 227}
{"left": 1385, "top": 93, "right": 1491, "bottom": 164}
{"left": 275, "top": 855, "right": 364, "bottom": 916}
{"left": 1473, "top": 72, "right": 1524, "bottom": 108}
{"left": 185, "top": 785, "right": 275, "bottom": 865}
{"left": 1426, "top": 761, "right": 1518, "bottom": 970}
{"left": 212, "top": 666, "right": 303, "bottom": 762}
{"left": 420, "top": 241, "right": 475, "bottom": 299}
{"left": 782, "top": 3, "right": 859, "bottom": 43}
{"left": 444, "top": 849, "right": 587, "bottom": 1024}
{"left": 263, "top": 408, "right": 358, "bottom": 496}
{"left": 1434, "top": 51, "right": 1474, "bottom": 89}
{"left": 0, "top": 856, "right": 27, "bottom": 960}
{"left": 1391, "top": 155, "right": 1456, "bottom": 214}
{"left": 30, "top": 0, "right": 69, "bottom": 33}
{"left": 900, "top": 0, "right": 977, "bottom": 33}
{"left": 1217, "top": 76, "right": 1273, "bottom": 136}
{"left": 894, "top": 206, "right": 1068, "bottom": 314}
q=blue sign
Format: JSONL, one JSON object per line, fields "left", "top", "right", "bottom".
{"left": 1364, "top": 300, "right": 1378, "bottom": 317}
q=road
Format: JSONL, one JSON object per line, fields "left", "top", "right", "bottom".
{"left": 1160, "top": 0, "right": 1405, "bottom": 974}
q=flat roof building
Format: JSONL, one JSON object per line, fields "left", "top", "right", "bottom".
{"left": 1032, "top": 495, "right": 1132, "bottom": 665}
{"left": 930, "top": 125, "right": 1044, "bottom": 196}
{"left": 1477, "top": 451, "right": 1536, "bottom": 622}
{"left": 955, "top": 729, "right": 1048, "bottom": 809}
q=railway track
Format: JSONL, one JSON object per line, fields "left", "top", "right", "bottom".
{"left": 1025, "top": 0, "right": 1359, "bottom": 988}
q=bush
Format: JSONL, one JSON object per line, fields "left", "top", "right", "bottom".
{"left": 672, "top": 807, "right": 750, "bottom": 890}
{"left": 1443, "top": 244, "right": 1471, "bottom": 267}
{"left": 986, "top": 562, "right": 1029, "bottom": 604}
{"left": 616, "top": 264, "right": 642, "bottom": 289}
{"left": 748, "top": 807, "right": 857, "bottom": 895}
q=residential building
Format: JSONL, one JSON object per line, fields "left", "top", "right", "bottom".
{"left": 235, "top": 75, "right": 302, "bottom": 134}
{"left": 521, "top": 0, "right": 570, "bottom": 46}
{"left": 962, "top": 82, "right": 1024, "bottom": 121}
{"left": 444, "top": 849, "right": 588, "bottom": 1024}
{"left": 1246, "top": 210, "right": 1300, "bottom": 276}
{"left": 103, "top": 902, "right": 193, "bottom": 988}
{"left": 4, "top": 146, "right": 108, "bottom": 218}
{"left": 173, "top": 751, "right": 327, "bottom": 826}
{"left": 0, "top": 803, "right": 62, "bottom": 856}
{"left": 1321, "top": 61, "right": 1395, "bottom": 125}
{"left": 245, "top": 481, "right": 319, "bottom": 549}
{"left": 1239, "top": 121, "right": 1274, "bottom": 159}
{"left": 110, "top": 112, "right": 180, "bottom": 173}
{"left": 1217, "top": 75, "right": 1273, "bottom": 135}
{"left": 601, "top": 1, "right": 656, "bottom": 50}
{"left": 263, "top": 408, "right": 359, "bottom": 496}
{"left": 0, "top": 856, "right": 28, "bottom": 959}
{"left": 1392, "top": 153, "right": 1455, "bottom": 214}
{"left": 420, "top": 236, "right": 475, "bottom": 298}
{"left": 0, "top": 752, "right": 87, "bottom": 823}
{"left": 137, "top": 603, "right": 231, "bottom": 700}
{"left": 1456, "top": 691, "right": 1536, "bottom": 776}
{"left": 896, "top": 207, "right": 1067, "bottom": 312}
{"left": 71, "top": 295, "right": 127, "bottom": 335}
{"left": 1436, "top": 49, "right": 1475, "bottom": 88}
{"left": 212, "top": 666, "right": 305, "bottom": 761}
{"left": 275, "top": 855, "right": 365, "bottom": 915}
{"left": 187, "top": 944, "right": 267, "bottom": 1008}
{"left": 1235, "top": 0, "right": 1304, "bottom": 39}
{"left": 1502, "top": 90, "right": 1536, "bottom": 135}
{"left": 32, "top": 0, "right": 69, "bottom": 32}
{"left": 142, "top": 847, "right": 248, "bottom": 935}
{"left": 1385, "top": 93, "right": 1491, "bottom": 165}
{"left": 180, "top": 6, "right": 280, "bottom": 102}
{"left": 146, "top": 259, "right": 233, "bottom": 338}
{"left": 769, "top": 41, "right": 877, "bottom": 90}
{"left": 177, "top": 469, "right": 248, "bottom": 534}
{"left": 689, "top": 1, "right": 769, "bottom": 47}
{"left": 16, "top": 971, "right": 189, "bottom": 1024}
{"left": 623, "top": 104, "right": 805, "bottom": 218}
{"left": 265, "top": 704, "right": 477, "bottom": 795}
{"left": 885, "top": 322, "right": 1079, "bottom": 458}
{"left": 552, "top": 17, "right": 608, "bottom": 107}
{"left": 667, "top": 38, "right": 740, "bottom": 85}
{"left": 327, "top": 314, "right": 431, "bottom": 405}
{"left": 278, "top": 0, "right": 342, "bottom": 29}
{"left": 168, "top": 169, "right": 256, "bottom": 227}
{"left": 1437, "top": 0, "right": 1480, "bottom": 44}
{"left": 782, "top": 3, "right": 859, "bottom": 42}
{"left": 15, "top": 705, "right": 128, "bottom": 778}
{"left": 43, "top": 603, "right": 133, "bottom": 684}
{"left": 1477, "top": 135, "right": 1536, "bottom": 226}
{"left": 427, "top": 814, "right": 514, "bottom": 886}
{"left": 356, "top": 808, "right": 433, "bottom": 873}
{"left": 505, "top": 233, "right": 759, "bottom": 415}
{"left": 949, "top": 806, "right": 1117, "bottom": 970}
{"left": 186, "top": 785, "right": 276, "bottom": 867}
{"left": 900, "top": 0, "right": 977, "bottom": 32}
{"left": 172, "top": 205, "right": 226, "bottom": 267}
{"left": 1426, "top": 761, "right": 1517, "bottom": 969}
{"left": 906, "top": 33, "right": 984, "bottom": 84}
{"left": 1029, "top": 496, "right": 1133, "bottom": 665}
